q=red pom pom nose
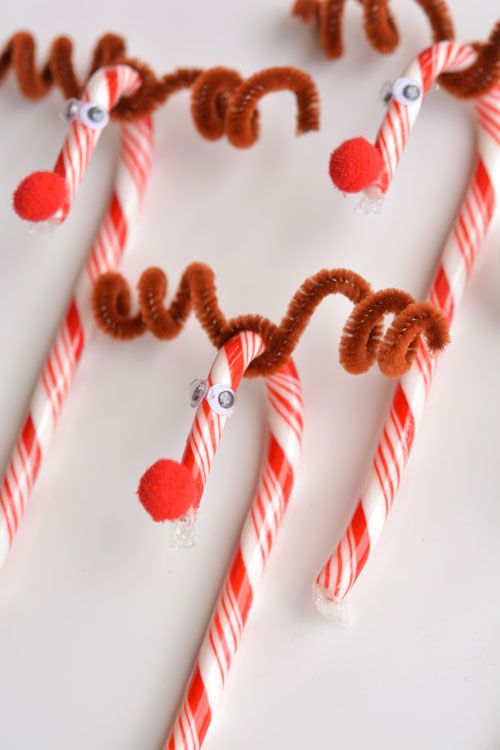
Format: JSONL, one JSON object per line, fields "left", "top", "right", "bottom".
{"left": 13, "top": 171, "right": 67, "bottom": 221}
{"left": 329, "top": 137, "right": 384, "bottom": 193}
{"left": 137, "top": 459, "right": 199, "bottom": 522}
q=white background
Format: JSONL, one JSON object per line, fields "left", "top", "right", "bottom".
{"left": 0, "top": 1, "right": 499, "bottom": 748}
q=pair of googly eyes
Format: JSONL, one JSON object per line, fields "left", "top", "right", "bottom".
{"left": 61, "top": 98, "right": 110, "bottom": 130}
{"left": 380, "top": 77, "right": 422, "bottom": 107}
{"left": 188, "top": 379, "right": 236, "bottom": 416}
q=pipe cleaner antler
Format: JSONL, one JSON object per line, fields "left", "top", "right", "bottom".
{"left": 92, "top": 263, "right": 450, "bottom": 379}
{"left": 292, "top": 0, "right": 454, "bottom": 58}
{"left": 292, "top": 1, "right": 500, "bottom": 98}
{"left": 1, "top": 31, "right": 319, "bottom": 139}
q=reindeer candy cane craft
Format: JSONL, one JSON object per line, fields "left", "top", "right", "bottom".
{"left": 321, "top": 39, "right": 500, "bottom": 620}
{"left": 12, "top": 65, "right": 146, "bottom": 224}
{"left": 0, "top": 65, "right": 153, "bottom": 566}
{"left": 2, "top": 29, "right": 320, "bottom": 566}
{"left": 92, "top": 262, "right": 449, "bottom": 746}
{"left": 90, "top": 264, "right": 450, "bottom": 748}
{"left": 136, "top": 331, "right": 294, "bottom": 549}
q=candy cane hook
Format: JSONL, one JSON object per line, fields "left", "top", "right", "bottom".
{"left": 321, "top": 41, "right": 499, "bottom": 621}
{"left": 137, "top": 331, "right": 303, "bottom": 748}
{"left": 0, "top": 65, "right": 153, "bottom": 566}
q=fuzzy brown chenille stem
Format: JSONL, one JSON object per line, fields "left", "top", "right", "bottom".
{"left": 92, "top": 264, "right": 450, "bottom": 379}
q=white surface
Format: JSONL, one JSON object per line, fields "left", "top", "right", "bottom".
{"left": 0, "top": 2, "right": 499, "bottom": 748}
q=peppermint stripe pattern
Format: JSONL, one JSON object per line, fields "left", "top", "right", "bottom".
{"left": 166, "top": 338, "right": 303, "bottom": 749}
{"left": 0, "top": 65, "right": 153, "bottom": 565}
{"left": 315, "top": 42, "right": 500, "bottom": 616}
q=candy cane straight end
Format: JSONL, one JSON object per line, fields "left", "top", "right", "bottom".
{"left": 312, "top": 583, "right": 352, "bottom": 627}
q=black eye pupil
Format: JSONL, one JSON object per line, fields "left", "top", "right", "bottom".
{"left": 88, "top": 106, "right": 105, "bottom": 122}
{"left": 218, "top": 391, "right": 235, "bottom": 409}
{"left": 403, "top": 84, "right": 420, "bottom": 101}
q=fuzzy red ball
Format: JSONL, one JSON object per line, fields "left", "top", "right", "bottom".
{"left": 137, "top": 459, "right": 199, "bottom": 522}
{"left": 13, "top": 171, "right": 67, "bottom": 221}
{"left": 329, "top": 137, "right": 384, "bottom": 193}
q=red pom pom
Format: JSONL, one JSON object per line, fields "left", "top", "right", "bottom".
{"left": 329, "top": 137, "right": 384, "bottom": 193}
{"left": 137, "top": 459, "right": 199, "bottom": 522}
{"left": 13, "top": 171, "right": 67, "bottom": 221}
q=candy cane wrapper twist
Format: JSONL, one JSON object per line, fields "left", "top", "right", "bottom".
{"left": 316, "top": 42, "right": 500, "bottom": 619}
{"left": 161, "top": 333, "right": 303, "bottom": 748}
{"left": 0, "top": 65, "right": 153, "bottom": 565}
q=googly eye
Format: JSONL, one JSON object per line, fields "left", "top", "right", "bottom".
{"left": 380, "top": 81, "right": 393, "bottom": 106}
{"left": 60, "top": 98, "right": 82, "bottom": 123}
{"left": 207, "top": 384, "right": 236, "bottom": 417}
{"left": 78, "top": 102, "right": 110, "bottom": 130}
{"left": 188, "top": 379, "right": 209, "bottom": 408}
{"left": 392, "top": 77, "right": 422, "bottom": 106}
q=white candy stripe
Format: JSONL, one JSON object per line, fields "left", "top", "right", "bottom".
{"left": 0, "top": 67, "right": 153, "bottom": 567}
{"left": 316, "top": 42, "right": 500, "bottom": 610}
{"left": 166, "top": 351, "right": 303, "bottom": 749}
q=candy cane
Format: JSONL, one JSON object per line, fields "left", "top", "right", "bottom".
{"left": 320, "top": 42, "right": 500, "bottom": 620}
{"left": 0, "top": 65, "right": 153, "bottom": 566}
{"left": 152, "top": 334, "right": 303, "bottom": 749}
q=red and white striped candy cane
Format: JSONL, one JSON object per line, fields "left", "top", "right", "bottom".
{"left": 319, "top": 42, "right": 500, "bottom": 620}
{"left": 13, "top": 65, "right": 143, "bottom": 225}
{"left": 155, "top": 334, "right": 302, "bottom": 748}
{"left": 138, "top": 331, "right": 303, "bottom": 543}
{"left": 0, "top": 65, "right": 153, "bottom": 566}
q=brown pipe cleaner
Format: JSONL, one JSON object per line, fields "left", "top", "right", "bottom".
{"left": 291, "top": 1, "right": 500, "bottom": 98}
{"left": 92, "top": 264, "right": 450, "bottom": 379}
{"left": 0, "top": 32, "right": 319, "bottom": 145}
{"left": 292, "top": 0, "right": 453, "bottom": 57}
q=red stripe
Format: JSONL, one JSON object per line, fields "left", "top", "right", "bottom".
{"left": 65, "top": 302, "right": 85, "bottom": 361}
{"left": 267, "top": 434, "right": 294, "bottom": 504}
{"left": 431, "top": 266, "right": 454, "bottom": 322}
{"left": 105, "top": 68, "right": 119, "bottom": 108}
{"left": 108, "top": 194, "right": 128, "bottom": 263}
{"left": 229, "top": 548, "right": 253, "bottom": 624}
{"left": 349, "top": 503, "right": 370, "bottom": 581}
{"left": 186, "top": 667, "right": 212, "bottom": 746}
{"left": 21, "top": 416, "right": 42, "bottom": 484}
{"left": 418, "top": 47, "right": 436, "bottom": 93}
{"left": 392, "top": 384, "right": 415, "bottom": 454}
{"left": 474, "top": 158, "right": 495, "bottom": 221}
